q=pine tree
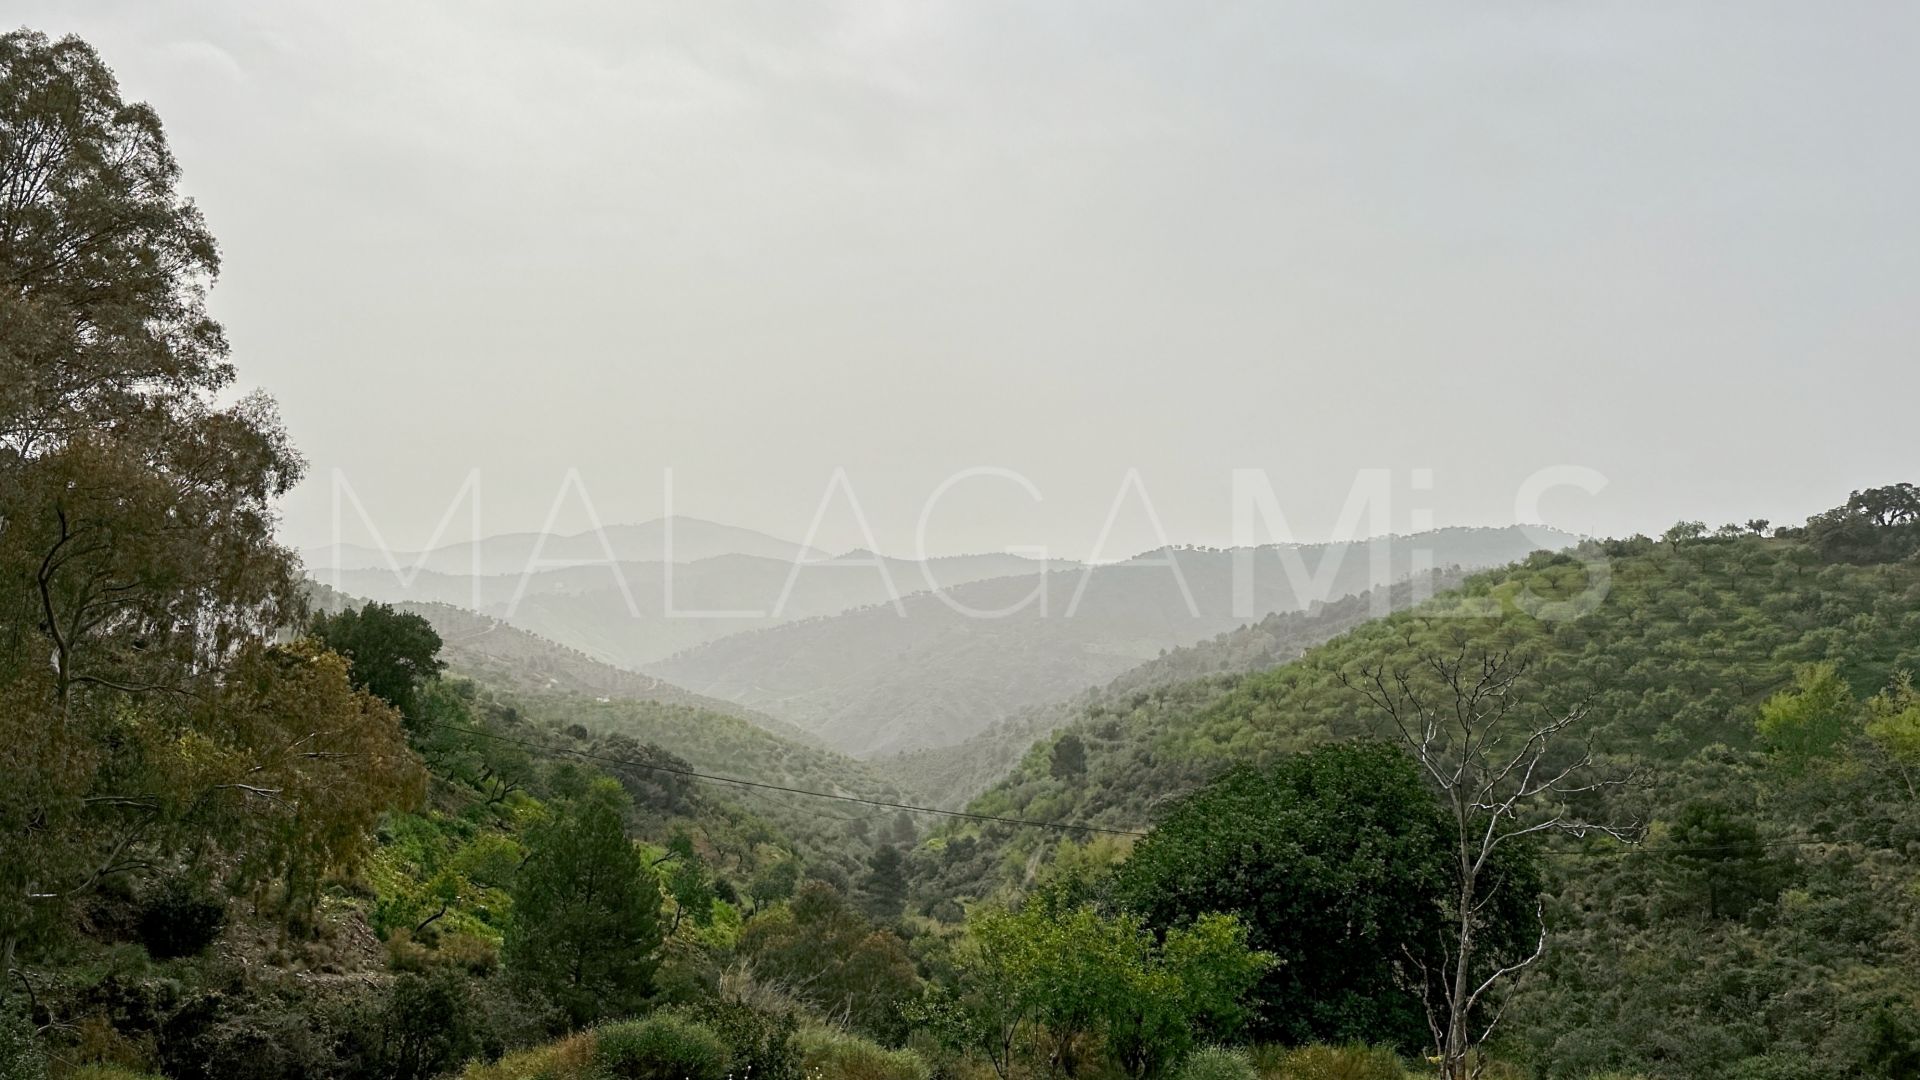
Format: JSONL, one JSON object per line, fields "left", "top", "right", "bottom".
{"left": 504, "top": 778, "right": 663, "bottom": 1024}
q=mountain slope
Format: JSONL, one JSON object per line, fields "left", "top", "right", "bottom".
{"left": 885, "top": 567, "right": 1473, "bottom": 808}
{"left": 651, "top": 527, "right": 1578, "bottom": 757}
{"left": 392, "top": 597, "right": 827, "bottom": 746}
{"left": 907, "top": 523, "right": 1920, "bottom": 1076}
{"left": 923, "top": 533, "right": 1920, "bottom": 888}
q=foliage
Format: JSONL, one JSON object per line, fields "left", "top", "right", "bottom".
{"left": 0, "top": 26, "right": 419, "bottom": 985}
{"left": 858, "top": 845, "right": 908, "bottom": 920}
{"left": 1658, "top": 799, "right": 1794, "bottom": 922}
{"left": 1259, "top": 1043, "right": 1408, "bottom": 1080}
{"left": 504, "top": 778, "right": 664, "bottom": 1025}
{"left": 934, "top": 517, "right": 1920, "bottom": 1077}
{"left": 937, "top": 895, "right": 1270, "bottom": 1079}
{"left": 1049, "top": 734, "right": 1088, "bottom": 779}
{"left": 739, "top": 882, "right": 918, "bottom": 1041}
{"left": 1755, "top": 662, "right": 1858, "bottom": 768}
{"left": 593, "top": 1014, "right": 732, "bottom": 1080}
{"left": 458, "top": 1030, "right": 597, "bottom": 1080}
{"left": 1862, "top": 672, "right": 1920, "bottom": 795}
{"left": 0, "top": 1007, "right": 46, "bottom": 1080}
{"left": 1798, "top": 484, "right": 1920, "bottom": 565}
{"left": 310, "top": 602, "right": 446, "bottom": 726}
{"left": 1115, "top": 741, "right": 1539, "bottom": 1049}
{"left": 471, "top": 691, "right": 907, "bottom": 886}
{"left": 361, "top": 971, "right": 483, "bottom": 1080}
{"left": 674, "top": 997, "right": 801, "bottom": 1080}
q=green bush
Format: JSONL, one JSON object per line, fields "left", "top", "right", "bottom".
{"left": 792, "top": 1026, "right": 929, "bottom": 1080}
{"left": 1177, "top": 1046, "right": 1258, "bottom": 1080}
{"left": 674, "top": 999, "right": 800, "bottom": 1080}
{"left": 593, "top": 1014, "right": 731, "bottom": 1080}
{"left": 0, "top": 1007, "right": 47, "bottom": 1080}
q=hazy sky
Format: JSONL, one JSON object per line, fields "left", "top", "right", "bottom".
{"left": 22, "top": 2, "right": 1919, "bottom": 559}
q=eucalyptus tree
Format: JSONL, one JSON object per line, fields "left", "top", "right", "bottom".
{"left": 0, "top": 30, "right": 420, "bottom": 989}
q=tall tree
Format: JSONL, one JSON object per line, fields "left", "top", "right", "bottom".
{"left": 1345, "top": 635, "right": 1634, "bottom": 1080}
{"left": 859, "top": 843, "right": 908, "bottom": 920}
{"left": 0, "top": 30, "right": 422, "bottom": 991}
{"left": 504, "top": 778, "right": 663, "bottom": 1025}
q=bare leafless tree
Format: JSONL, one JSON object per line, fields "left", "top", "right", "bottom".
{"left": 1343, "top": 632, "right": 1636, "bottom": 1080}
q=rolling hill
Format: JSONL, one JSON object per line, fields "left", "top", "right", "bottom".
{"left": 649, "top": 526, "right": 1578, "bottom": 757}
{"left": 884, "top": 567, "right": 1474, "bottom": 808}
{"left": 306, "top": 582, "right": 908, "bottom": 880}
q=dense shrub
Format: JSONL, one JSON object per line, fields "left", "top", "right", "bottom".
{"left": 793, "top": 1026, "right": 930, "bottom": 1080}
{"left": 675, "top": 999, "right": 800, "bottom": 1080}
{"left": 593, "top": 1014, "right": 731, "bottom": 1080}
{"left": 1175, "top": 1046, "right": 1256, "bottom": 1080}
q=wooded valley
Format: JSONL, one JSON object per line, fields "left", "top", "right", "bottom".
{"left": 6, "top": 24, "right": 1920, "bottom": 1080}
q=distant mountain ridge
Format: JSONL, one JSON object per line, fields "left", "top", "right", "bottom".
{"left": 649, "top": 526, "right": 1581, "bottom": 758}
{"left": 303, "top": 515, "right": 828, "bottom": 574}
{"left": 311, "top": 548, "right": 1071, "bottom": 666}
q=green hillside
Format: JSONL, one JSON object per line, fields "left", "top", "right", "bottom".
{"left": 912, "top": 515, "right": 1920, "bottom": 1077}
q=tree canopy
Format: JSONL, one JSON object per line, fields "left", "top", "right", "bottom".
{"left": 1114, "top": 740, "right": 1541, "bottom": 1049}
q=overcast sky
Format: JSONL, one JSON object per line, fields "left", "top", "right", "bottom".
{"left": 22, "top": 2, "right": 1919, "bottom": 559}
